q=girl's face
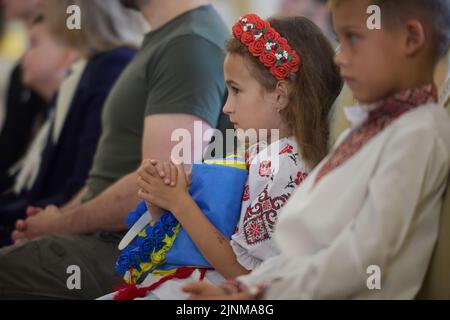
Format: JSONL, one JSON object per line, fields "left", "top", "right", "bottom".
{"left": 223, "top": 53, "right": 287, "bottom": 142}
{"left": 22, "top": 23, "right": 72, "bottom": 94}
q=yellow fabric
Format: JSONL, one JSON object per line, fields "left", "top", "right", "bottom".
{"left": 417, "top": 187, "right": 450, "bottom": 299}
{"left": 328, "top": 84, "right": 353, "bottom": 149}
{"left": 0, "top": 23, "right": 27, "bottom": 60}
{"left": 204, "top": 155, "right": 247, "bottom": 170}
{"left": 124, "top": 224, "right": 182, "bottom": 284}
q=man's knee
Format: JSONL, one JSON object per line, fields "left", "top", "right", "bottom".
{"left": 0, "top": 234, "right": 119, "bottom": 299}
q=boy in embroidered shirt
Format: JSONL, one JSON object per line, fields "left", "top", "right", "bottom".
{"left": 184, "top": 0, "right": 450, "bottom": 299}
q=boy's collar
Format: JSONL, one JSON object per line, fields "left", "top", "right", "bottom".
{"left": 344, "top": 83, "right": 437, "bottom": 128}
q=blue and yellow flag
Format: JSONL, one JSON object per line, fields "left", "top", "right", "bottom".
{"left": 117, "top": 156, "right": 248, "bottom": 283}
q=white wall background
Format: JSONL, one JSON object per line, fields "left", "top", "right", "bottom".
{"left": 211, "top": 0, "right": 278, "bottom": 27}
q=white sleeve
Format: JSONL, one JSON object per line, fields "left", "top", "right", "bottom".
{"left": 238, "top": 125, "right": 449, "bottom": 299}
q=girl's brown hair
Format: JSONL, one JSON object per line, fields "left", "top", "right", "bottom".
{"left": 226, "top": 16, "right": 343, "bottom": 169}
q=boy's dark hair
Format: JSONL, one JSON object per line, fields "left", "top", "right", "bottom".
{"left": 226, "top": 16, "right": 343, "bottom": 169}
{"left": 377, "top": 0, "right": 449, "bottom": 58}
{"left": 330, "top": 0, "right": 450, "bottom": 58}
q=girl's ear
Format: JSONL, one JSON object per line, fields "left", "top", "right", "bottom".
{"left": 403, "top": 19, "right": 426, "bottom": 57}
{"left": 274, "top": 81, "right": 290, "bottom": 112}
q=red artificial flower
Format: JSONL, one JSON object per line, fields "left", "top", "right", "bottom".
{"left": 241, "top": 31, "right": 255, "bottom": 45}
{"left": 245, "top": 14, "right": 259, "bottom": 22}
{"left": 288, "top": 52, "right": 300, "bottom": 72}
{"left": 271, "top": 64, "right": 291, "bottom": 81}
{"left": 232, "top": 13, "right": 301, "bottom": 81}
{"left": 259, "top": 51, "right": 277, "bottom": 67}
{"left": 232, "top": 23, "right": 244, "bottom": 39}
{"left": 254, "top": 19, "right": 269, "bottom": 31}
{"left": 278, "top": 37, "right": 288, "bottom": 47}
{"left": 276, "top": 43, "right": 288, "bottom": 56}
{"left": 263, "top": 28, "right": 280, "bottom": 43}
{"left": 249, "top": 38, "right": 266, "bottom": 56}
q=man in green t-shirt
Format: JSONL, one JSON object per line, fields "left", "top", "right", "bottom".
{"left": 0, "top": 0, "right": 229, "bottom": 299}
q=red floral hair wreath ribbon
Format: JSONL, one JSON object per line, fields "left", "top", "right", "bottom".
{"left": 232, "top": 13, "right": 301, "bottom": 80}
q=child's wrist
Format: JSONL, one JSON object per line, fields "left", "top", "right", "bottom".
{"left": 222, "top": 279, "right": 248, "bottom": 295}
{"left": 170, "top": 192, "right": 193, "bottom": 216}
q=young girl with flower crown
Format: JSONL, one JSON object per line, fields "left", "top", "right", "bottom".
{"left": 102, "top": 14, "right": 342, "bottom": 300}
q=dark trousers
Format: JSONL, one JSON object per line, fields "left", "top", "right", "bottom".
{"left": 0, "top": 193, "right": 28, "bottom": 247}
{"left": 0, "top": 232, "right": 122, "bottom": 299}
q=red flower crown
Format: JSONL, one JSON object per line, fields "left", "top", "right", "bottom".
{"left": 232, "top": 14, "right": 301, "bottom": 80}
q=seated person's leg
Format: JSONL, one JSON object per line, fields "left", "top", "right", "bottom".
{"left": 0, "top": 233, "right": 121, "bottom": 299}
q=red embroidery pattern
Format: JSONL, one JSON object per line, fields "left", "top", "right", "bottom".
{"left": 245, "top": 146, "right": 259, "bottom": 170}
{"left": 243, "top": 186, "right": 290, "bottom": 245}
{"left": 295, "top": 171, "right": 308, "bottom": 186}
{"left": 259, "top": 160, "right": 272, "bottom": 177}
{"left": 242, "top": 185, "right": 250, "bottom": 202}
{"left": 279, "top": 144, "right": 293, "bottom": 155}
{"left": 314, "top": 84, "right": 437, "bottom": 187}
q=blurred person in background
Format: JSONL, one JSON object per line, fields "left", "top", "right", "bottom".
{"left": 0, "top": 15, "right": 77, "bottom": 245}
{"left": 0, "top": 6, "right": 9, "bottom": 132}
{"left": 1, "top": 0, "right": 41, "bottom": 21}
{"left": 0, "top": 0, "right": 48, "bottom": 193}
{"left": 0, "top": 0, "right": 141, "bottom": 246}
{"left": 278, "top": 0, "right": 335, "bottom": 46}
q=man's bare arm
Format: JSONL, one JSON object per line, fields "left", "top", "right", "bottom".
{"left": 61, "top": 187, "right": 88, "bottom": 212}
{"left": 54, "top": 114, "right": 212, "bottom": 235}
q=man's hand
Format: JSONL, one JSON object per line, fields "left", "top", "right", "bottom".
{"left": 12, "top": 206, "right": 42, "bottom": 243}
{"left": 11, "top": 205, "right": 64, "bottom": 242}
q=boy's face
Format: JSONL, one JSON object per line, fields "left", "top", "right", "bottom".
{"left": 332, "top": 0, "right": 405, "bottom": 103}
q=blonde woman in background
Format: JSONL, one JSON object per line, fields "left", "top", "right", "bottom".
{"left": 0, "top": 0, "right": 48, "bottom": 194}
{"left": 0, "top": 0, "right": 142, "bottom": 247}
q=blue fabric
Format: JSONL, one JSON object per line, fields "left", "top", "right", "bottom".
{"left": 119, "top": 161, "right": 247, "bottom": 276}
{"left": 125, "top": 200, "right": 148, "bottom": 229}
{"left": 165, "top": 163, "right": 247, "bottom": 267}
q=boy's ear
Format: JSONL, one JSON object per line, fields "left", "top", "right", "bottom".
{"left": 403, "top": 19, "right": 426, "bottom": 57}
{"left": 274, "top": 81, "right": 290, "bottom": 111}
